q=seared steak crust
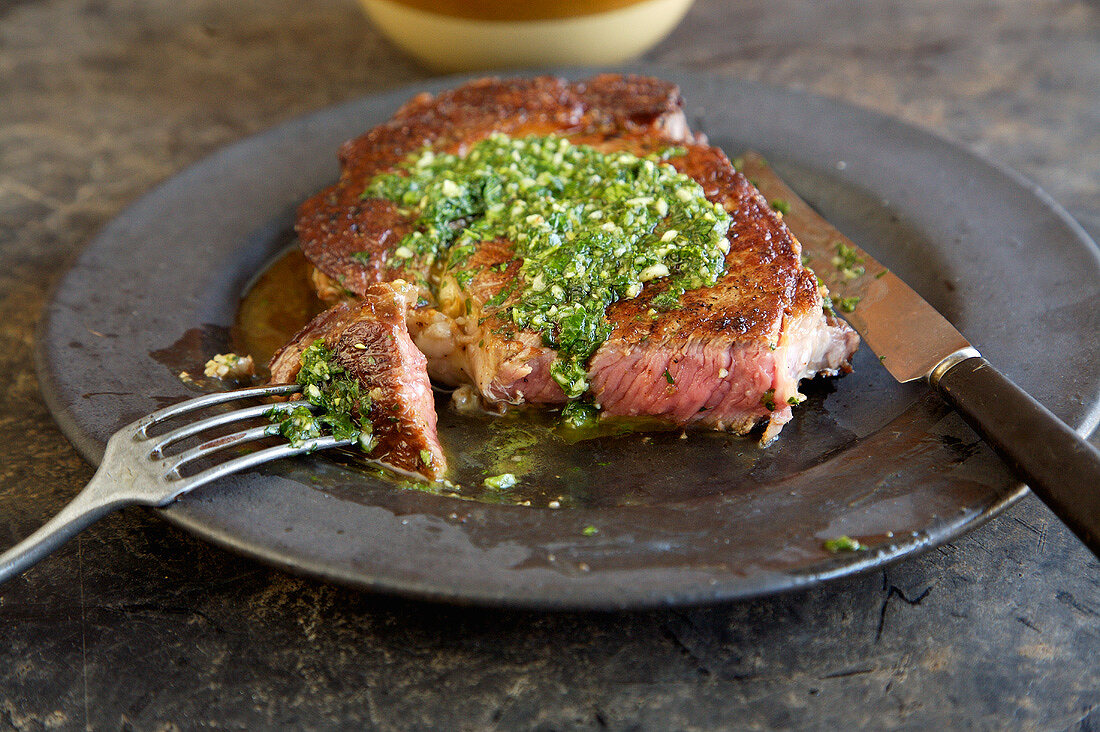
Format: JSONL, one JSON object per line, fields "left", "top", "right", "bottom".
{"left": 293, "top": 74, "right": 859, "bottom": 438}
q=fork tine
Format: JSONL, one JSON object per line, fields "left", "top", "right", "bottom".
{"left": 1, "top": 382, "right": 347, "bottom": 584}
{"left": 147, "top": 400, "right": 317, "bottom": 456}
{"left": 163, "top": 424, "right": 275, "bottom": 475}
{"left": 134, "top": 383, "right": 302, "bottom": 438}
{"left": 166, "top": 435, "right": 358, "bottom": 499}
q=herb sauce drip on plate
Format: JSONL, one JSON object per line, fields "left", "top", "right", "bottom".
{"left": 365, "top": 133, "right": 732, "bottom": 399}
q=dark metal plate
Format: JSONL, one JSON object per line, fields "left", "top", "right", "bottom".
{"left": 35, "top": 69, "right": 1100, "bottom": 609}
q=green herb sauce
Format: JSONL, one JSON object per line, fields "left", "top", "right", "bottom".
{"left": 832, "top": 295, "right": 861, "bottom": 313}
{"left": 560, "top": 400, "right": 600, "bottom": 429}
{"left": 823, "top": 535, "right": 866, "bottom": 552}
{"left": 267, "top": 340, "right": 375, "bottom": 452}
{"left": 760, "top": 388, "right": 777, "bottom": 412}
{"left": 832, "top": 241, "right": 865, "bottom": 280}
{"left": 364, "top": 133, "right": 732, "bottom": 399}
{"left": 483, "top": 472, "right": 517, "bottom": 490}
{"left": 770, "top": 198, "right": 791, "bottom": 215}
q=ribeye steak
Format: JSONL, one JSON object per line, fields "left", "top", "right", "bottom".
{"left": 282, "top": 74, "right": 858, "bottom": 448}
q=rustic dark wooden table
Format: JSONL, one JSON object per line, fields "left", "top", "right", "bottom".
{"left": 2, "top": 1, "right": 1098, "bottom": 728}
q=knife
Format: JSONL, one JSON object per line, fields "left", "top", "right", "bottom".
{"left": 740, "top": 152, "right": 1100, "bottom": 557}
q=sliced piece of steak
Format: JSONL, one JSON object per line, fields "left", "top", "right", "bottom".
{"left": 294, "top": 74, "right": 859, "bottom": 439}
{"left": 586, "top": 144, "right": 859, "bottom": 438}
{"left": 269, "top": 281, "right": 446, "bottom": 480}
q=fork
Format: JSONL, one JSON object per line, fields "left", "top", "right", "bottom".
{"left": 0, "top": 383, "right": 357, "bottom": 584}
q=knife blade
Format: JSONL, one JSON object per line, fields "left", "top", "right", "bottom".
{"left": 740, "top": 152, "right": 1100, "bottom": 557}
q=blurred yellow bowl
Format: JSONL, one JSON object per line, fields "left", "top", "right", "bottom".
{"left": 360, "top": 0, "right": 695, "bottom": 73}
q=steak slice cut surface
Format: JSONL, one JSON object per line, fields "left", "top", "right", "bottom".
{"left": 269, "top": 281, "right": 446, "bottom": 480}
{"left": 293, "top": 74, "right": 859, "bottom": 440}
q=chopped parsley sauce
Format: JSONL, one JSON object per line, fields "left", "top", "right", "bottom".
{"left": 267, "top": 340, "right": 375, "bottom": 452}
{"left": 832, "top": 241, "right": 865, "bottom": 280}
{"left": 365, "top": 133, "right": 732, "bottom": 399}
{"left": 823, "top": 535, "right": 866, "bottom": 553}
{"left": 832, "top": 295, "right": 861, "bottom": 313}
{"left": 483, "top": 472, "right": 517, "bottom": 490}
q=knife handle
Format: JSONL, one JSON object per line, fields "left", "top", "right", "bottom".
{"left": 933, "top": 356, "right": 1100, "bottom": 557}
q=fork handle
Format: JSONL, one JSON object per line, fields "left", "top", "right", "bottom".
{"left": 0, "top": 476, "right": 132, "bottom": 584}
